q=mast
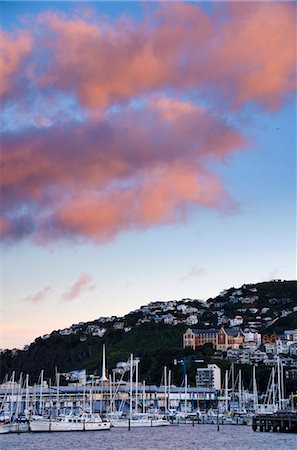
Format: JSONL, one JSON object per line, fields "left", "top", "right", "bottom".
{"left": 164, "top": 366, "right": 167, "bottom": 413}
{"left": 39, "top": 369, "right": 44, "bottom": 415}
{"left": 238, "top": 369, "right": 242, "bottom": 413}
{"left": 271, "top": 366, "right": 276, "bottom": 409}
{"left": 224, "top": 369, "right": 228, "bottom": 411}
{"left": 168, "top": 369, "right": 171, "bottom": 412}
{"left": 109, "top": 374, "right": 112, "bottom": 414}
{"left": 281, "top": 361, "right": 285, "bottom": 410}
{"left": 83, "top": 380, "right": 86, "bottom": 414}
{"left": 101, "top": 344, "right": 108, "bottom": 382}
{"left": 90, "top": 376, "right": 94, "bottom": 415}
{"left": 112, "top": 369, "right": 116, "bottom": 413}
{"left": 184, "top": 373, "right": 188, "bottom": 414}
{"left": 25, "top": 374, "right": 30, "bottom": 419}
{"left": 10, "top": 371, "right": 15, "bottom": 419}
{"left": 142, "top": 380, "right": 145, "bottom": 414}
{"left": 253, "top": 365, "right": 258, "bottom": 414}
{"left": 129, "top": 354, "right": 133, "bottom": 418}
{"left": 15, "top": 372, "right": 23, "bottom": 419}
{"left": 55, "top": 369, "right": 60, "bottom": 417}
{"left": 135, "top": 358, "right": 139, "bottom": 415}
{"left": 277, "top": 356, "right": 282, "bottom": 410}
{"left": 231, "top": 363, "right": 235, "bottom": 414}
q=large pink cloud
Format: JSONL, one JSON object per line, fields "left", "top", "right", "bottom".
{"left": 1, "top": 2, "right": 295, "bottom": 245}
{"left": 26, "top": 2, "right": 296, "bottom": 111}
{"left": 1, "top": 98, "right": 244, "bottom": 244}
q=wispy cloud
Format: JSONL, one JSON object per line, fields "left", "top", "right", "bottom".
{"left": 62, "top": 273, "right": 95, "bottom": 302}
{"left": 182, "top": 266, "right": 206, "bottom": 282}
{"left": 23, "top": 286, "right": 51, "bottom": 304}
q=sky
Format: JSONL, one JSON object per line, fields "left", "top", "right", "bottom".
{"left": 0, "top": 1, "right": 296, "bottom": 349}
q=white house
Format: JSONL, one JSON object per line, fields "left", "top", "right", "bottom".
{"left": 243, "top": 329, "right": 262, "bottom": 347}
{"left": 230, "top": 316, "right": 243, "bottom": 327}
{"left": 113, "top": 322, "right": 124, "bottom": 330}
{"left": 275, "top": 340, "right": 290, "bottom": 355}
{"left": 59, "top": 328, "right": 72, "bottom": 336}
{"left": 284, "top": 329, "right": 297, "bottom": 341}
{"left": 91, "top": 328, "right": 107, "bottom": 337}
{"left": 42, "top": 334, "right": 50, "bottom": 340}
{"left": 185, "top": 314, "right": 198, "bottom": 326}
{"left": 163, "top": 313, "right": 175, "bottom": 325}
{"left": 289, "top": 343, "right": 297, "bottom": 356}
{"left": 265, "top": 343, "right": 276, "bottom": 354}
{"left": 242, "top": 341, "right": 257, "bottom": 352}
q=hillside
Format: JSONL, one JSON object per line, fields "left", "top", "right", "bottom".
{"left": 1, "top": 280, "right": 296, "bottom": 386}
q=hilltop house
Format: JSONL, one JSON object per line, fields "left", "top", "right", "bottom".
{"left": 243, "top": 328, "right": 262, "bottom": 347}
{"left": 183, "top": 328, "right": 218, "bottom": 349}
{"left": 183, "top": 327, "right": 245, "bottom": 351}
{"left": 229, "top": 315, "right": 243, "bottom": 327}
{"left": 216, "top": 327, "right": 244, "bottom": 351}
{"left": 284, "top": 329, "right": 297, "bottom": 341}
{"left": 262, "top": 333, "right": 279, "bottom": 344}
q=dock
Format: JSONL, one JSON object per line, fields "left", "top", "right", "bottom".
{"left": 252, "top": 412, "right": 297, "bottom": 433}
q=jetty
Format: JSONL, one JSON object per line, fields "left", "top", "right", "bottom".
{"left": 252, "top": 412, "right": 297, "bottom": 433}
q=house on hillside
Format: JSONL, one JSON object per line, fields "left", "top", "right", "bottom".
{"left": 284, "top": 329, "right": 297, "bottom": 341}
{"left": 216, "top": 327, "right": 244, "bottom": 351}
{"left": 183, "top": 328, "right": 218, "bottom": 349}
{"left": 162, "top": 313, "right": 175, "bottom": 325}
{"left": 59, "top": 328, "right": 72, "bottom": 336}
{"left": 262, "top": 333, "right": 279, "bottom": 344}
{"left": 243, "top": 328, "right": 262, "bottom": 347}
{"left": 185, "top": 314, "right": 198, "bottom": 326}
{"left": 229, "top": 316, "right": 243, "bottom": 327}
{"left": 184, "top": 326, "right": 244, "bottom": 351}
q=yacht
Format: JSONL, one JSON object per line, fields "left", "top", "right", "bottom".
{"left": 30, "top": 413, "right": 111, "bottom": 432}
{"left": 110, "top": 413, "right": 170, "bottom": 428}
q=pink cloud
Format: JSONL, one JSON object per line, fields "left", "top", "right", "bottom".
{"left": 1, "top": 3, "right": 295, "bottom": 245}
{"left": 24, "top": 2, "right": 295, "bottom": 111}
{"left": 62, "top": 273, "right": 95, "bottom": 302}
{"left": 1, "top": 98, "right": 244, "bottom": 244}
{"left": 23, "top": 286, "right": 51, "bottom": 304}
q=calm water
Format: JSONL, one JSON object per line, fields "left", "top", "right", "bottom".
{"left": 1, "top": 425, "right": 296, "bottom": 450}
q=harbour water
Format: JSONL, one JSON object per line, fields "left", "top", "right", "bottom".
{"left": 1, "top": 424, "right": 296, "bottom": 450}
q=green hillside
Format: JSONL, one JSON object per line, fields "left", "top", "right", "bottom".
{"left": 1, "top": 280, "right": 296, "bottom": 390}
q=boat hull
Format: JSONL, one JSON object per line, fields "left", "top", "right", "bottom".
{"left": 30, "top": 419, "right": 111, "bottom": 432}
{"left": 111, "top": 419, "right": 170, "bottom": 428}
{"left": 0, "top": 422, "right": 30, "bottom": 434}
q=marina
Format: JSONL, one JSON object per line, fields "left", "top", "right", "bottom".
{"left": 1, "top": 347, "right": 296, "bottom": 435}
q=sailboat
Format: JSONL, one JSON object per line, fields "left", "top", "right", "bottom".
{"left": 0, "top": 372, "right": 31, "bottom": 434}
{"left": 30, "top": 364, "right": 111, "bottom": 432}
{"left": 109, "top": 354, "right": 170, "bottom": 428}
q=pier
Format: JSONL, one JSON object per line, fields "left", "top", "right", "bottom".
{"left": 252, "top": 413, "right": 297, "bottom": 433}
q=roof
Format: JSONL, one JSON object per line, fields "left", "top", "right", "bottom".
{"left": 222, "top": 327, "right": 244, "bottom": 337}
{"left": 191, "top": 328, "right": 219, "bottom": 335}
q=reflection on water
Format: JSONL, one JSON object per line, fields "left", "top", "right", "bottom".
{"left": 1, "top": 424, "right": 295, "bottom": 450}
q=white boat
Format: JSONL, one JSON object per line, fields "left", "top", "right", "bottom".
{"left": 0, "top": 420, "right": 30, "bottom": 434}
{"left": 30, "top": 413, "right": 111, "bottom": 432}
{"left": 111, "top": 414, "right": 170, "bottom": 428}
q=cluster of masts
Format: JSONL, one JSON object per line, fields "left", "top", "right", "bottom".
{"left": 0, "top": 346, "right": 294, "bottom": 433}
